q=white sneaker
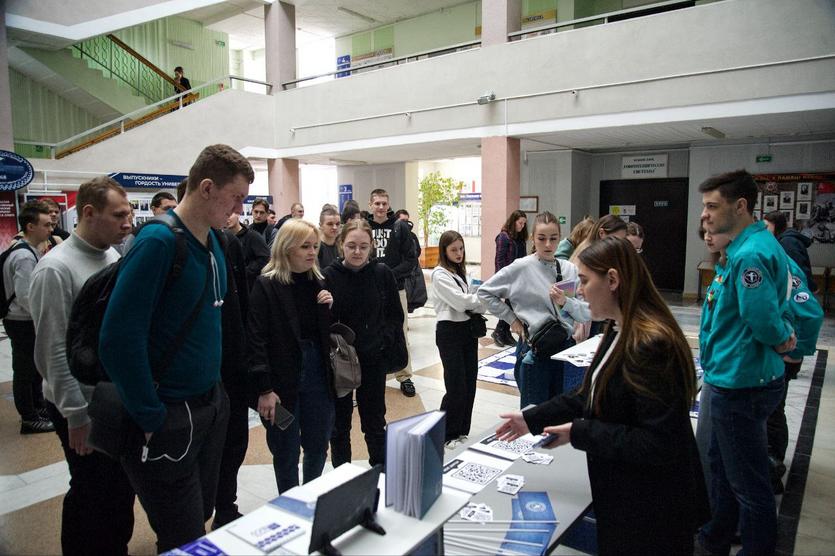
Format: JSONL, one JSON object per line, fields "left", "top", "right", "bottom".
{"left": 444, "top": 439, "right": 461, "bottom": 451}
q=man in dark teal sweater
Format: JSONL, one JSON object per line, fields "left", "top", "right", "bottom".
{"left": 99, "top": 144, "right": 253, "bottom": 552}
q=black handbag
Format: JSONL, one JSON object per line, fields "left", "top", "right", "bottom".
{"left": 528, "top": 319, "right": 569, "bottom": 358}
{"left": 466, "top": 311, "right": 488, "bottom": 338}
{"left": 452, "top": 271, "right": 487, "bottom": 338}
{"left": 527, "top": 260, "right": 569, "bottom": 358}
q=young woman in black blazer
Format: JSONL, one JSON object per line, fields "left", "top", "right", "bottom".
{"left": 248, "top": 219, "right": 335, "bottom": 493}
{"left": 497, "top": 237, "right": 709, "bottom": 555}
{"left": 323, "top": 219, "right": 403, "bottom": 467}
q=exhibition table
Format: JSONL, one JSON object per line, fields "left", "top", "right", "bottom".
{"left": 188, "top": 468, "right": 470, "bottom": 555}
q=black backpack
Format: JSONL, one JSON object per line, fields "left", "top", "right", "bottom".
{"left": 0, "top": 241, "right": 38, "bottom": 319}
{"left": 66, "top": 214, "right": 195, "bottom": 386}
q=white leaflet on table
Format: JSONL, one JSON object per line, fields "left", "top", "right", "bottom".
{"left": 551, "top": 333, "right": 604, "bottom": 365}
{"left": 469, "top": 432, "right": 540, "bottom": 461}
{"left": 443, "top": 449, "right": 513, "bottom": 494}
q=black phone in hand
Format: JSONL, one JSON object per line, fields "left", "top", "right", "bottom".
{"left": 274, "top": 402, "right": 295, "bottom": 430}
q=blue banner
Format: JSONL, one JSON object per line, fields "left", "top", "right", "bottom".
{"left": 109, "top": 173, "right": 186, "bottom": 190}
{"left": 244, "top": 195, "right": 273, "bottom": 205}
{"left": 0, "top": 150, "right": 34, "bottom": 191}
{"left": 336, "top": 54, "right": 352, "bottom": 78}
{"left": 338, "top": 184, "right": 353, "bottom": 212}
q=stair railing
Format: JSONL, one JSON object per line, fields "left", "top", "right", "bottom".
{"left": 71, "top": 34, "right": 181, "bottom": 103}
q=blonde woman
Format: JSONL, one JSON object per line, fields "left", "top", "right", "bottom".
{"left": 247, "top": 219, "right": 335, "bottom": 493}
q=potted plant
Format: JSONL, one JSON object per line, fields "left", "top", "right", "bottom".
{"left": 416, "top": 171, "right": 464, "bottom": 268}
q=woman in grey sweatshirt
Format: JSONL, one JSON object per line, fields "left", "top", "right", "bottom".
{"left": 478, "top": 212, "right": 590, "bottom": 407}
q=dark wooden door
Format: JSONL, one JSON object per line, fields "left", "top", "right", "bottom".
{"left": 599, "top": 178, "right": 689, "bottom": 292}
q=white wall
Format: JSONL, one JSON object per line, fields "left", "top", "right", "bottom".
{"left": 521, "top": 150, "right": 573, "bottom": 236}
{"left": 300, "top": 164, "right": 338, "bottom": 221}
{"left": 32, "top": 89, "right": 275, "bottom": 174}
{"left": 276, "top": 0, "right": 835, "bottom": 151}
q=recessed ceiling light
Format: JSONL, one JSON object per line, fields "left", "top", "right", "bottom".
{"left": 700, "top": 126, "right": 726, "bottom": 139}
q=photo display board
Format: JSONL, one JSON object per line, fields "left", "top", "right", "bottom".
{"left": 753, "top": 173, "right": 835, "bottom": 244}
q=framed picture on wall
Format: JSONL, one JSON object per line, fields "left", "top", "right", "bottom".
{"left": 755, "top": 192, "right": 762, "bottom": 211}
{"left": 797, "top": 201, "right": 811, "bottom": 219}
{"left": 780, "top": 190, "right": 795, "bottom": 209}
{"left": 781, "top": 210, "right": 794, "bottom": 228}
{"left": 797, "top": 182, "right": 813, "bottom": 201}
{"left": 763, "top": 195, "right": 778, "bottom": 212}
{"left": 519, "top": 196, "right": 539, "bottom": 213}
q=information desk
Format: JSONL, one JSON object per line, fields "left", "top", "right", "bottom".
{"left": 445, "top": 424, "right": 593, "bottom": 553}
{"left": 195, "top": 468, "right": 470, "bottom": 555}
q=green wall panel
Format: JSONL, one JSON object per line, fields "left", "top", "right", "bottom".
{"left": 9, "top": 68, "right": 103, "bottom": 144}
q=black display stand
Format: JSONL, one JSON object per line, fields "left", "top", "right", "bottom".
{"left": 308, "top": 465, "right": 386, "bottom": 555}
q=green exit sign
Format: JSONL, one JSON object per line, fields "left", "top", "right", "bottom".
{"left": 756, "top": 155, "right": 772, "bottom": 163}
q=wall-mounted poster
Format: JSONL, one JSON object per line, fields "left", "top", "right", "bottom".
{"left": 755, "top": 192, "right": 762, "bottom": 211}
{"left": 797, "top": 201, "right": 811, "bottom": 219}
{"left": 763, "top": 195, "right": 778, "bottom": 212}
{"left": 519, "top": 196, "right": 539, "bottom": 213}
{"left": 810, "top": 181, "right": 835, "bottom": 243}
{"left": 797, "top": 182, "right": 813, "bottom": 201}
{"left": 780, "top": 190, "right": 795, "bottom": 209}
{"left": 781, "top": 210, "right": 794, "bottom": 228}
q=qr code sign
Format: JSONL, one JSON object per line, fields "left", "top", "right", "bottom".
{"left": 490, "top": 438, "right": 535, "bottom": 455}
{"left": 451, "top": 463, "right": 502, "bottom": 485}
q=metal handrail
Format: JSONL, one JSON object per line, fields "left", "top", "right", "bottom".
{"left": 507, "top": 0, "right": 699, "bottom": 40}
{"left": 14, "top": 75, "right": 273, "bottom": 158}
{"left": 281, "top": 39, "right": 481, "bottom": 89}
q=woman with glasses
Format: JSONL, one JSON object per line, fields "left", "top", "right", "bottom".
{"left": 323, "top": 219, "right": 404, "bottom": 466}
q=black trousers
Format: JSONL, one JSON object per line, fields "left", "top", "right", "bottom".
{"left": 330, "top": 355, "right": 387, "bottom": 467}
{"left": 437, "top": 320, "right": 479, "bottom": 441}
{"left": 121, "top": 382, "right": 230, "bottom": 553}
{"left": 767, "top": 360, "right": 802, "bottom": 463}
{"left": 214, "top": 390, "right": 250, "bottom": 520}
{"left": 46, "top": 402, "right": 135, "bottom": 556}
{"left": 4, "top": 319, "right": 45, "bottom": 420}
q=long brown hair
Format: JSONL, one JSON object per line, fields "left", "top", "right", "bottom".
{"left": 438, "top": 230, "right": 466, "bottom": 281}
{"left": 502, "top": 210, "right": 529, "bottom": 242}
{"left": 571, "top": 214, "right": 627, "bottom": 263}
{"left": 568, "top": 217, "right": 595, "bottom": 246}
{"left": 577, "top": 237, "right": 696, "bottom": 415}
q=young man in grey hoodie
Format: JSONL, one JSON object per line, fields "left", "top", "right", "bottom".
{"left": 29, "top": 177, "right": 136, "bottom": 556}
{"left": 3, "top": 201, "right": 55, "bottom": 433}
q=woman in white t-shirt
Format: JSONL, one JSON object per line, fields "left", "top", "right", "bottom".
{"left": 430, "top": 230, "right": 486, "bottom": 449}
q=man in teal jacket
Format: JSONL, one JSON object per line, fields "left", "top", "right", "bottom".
{"left": 697, "top": 170, "right": 795, "bottom": 556}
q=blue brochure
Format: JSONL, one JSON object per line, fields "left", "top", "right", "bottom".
{"left": 162, "top": 538, "right": 227, "bottom": 556}
{"left": 500, "top": 492, "right": 557, "bottom": 555}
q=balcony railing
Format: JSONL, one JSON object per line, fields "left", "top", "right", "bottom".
{"left": 14, "top": 75, "right": 272, "bottom": 159}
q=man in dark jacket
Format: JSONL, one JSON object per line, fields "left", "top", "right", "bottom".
{"left": 250, "top": 198, "right": 277, "bottom": 246}
{"left": 368, "top": 189, "right": 417, "bottom": 396}
{"left": 226, "top": 212, "right": 270, "bottom": 293}
{"left": 764, "top": 210, "right": 817, "bottom": 291}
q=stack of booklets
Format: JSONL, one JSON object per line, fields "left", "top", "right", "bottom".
{"left": 385, "top": 410, "right": 446, "bottom": 519}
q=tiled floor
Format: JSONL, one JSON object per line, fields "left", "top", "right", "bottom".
{"left": 0, "top": 287, "right": 833, "bottom": 555}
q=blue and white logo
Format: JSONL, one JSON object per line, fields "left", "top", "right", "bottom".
{"left": 742, "top": 268, "right": 763, "bottom": 289}
{"left": 0, "top": 150, "right": 34, "bottom": 191}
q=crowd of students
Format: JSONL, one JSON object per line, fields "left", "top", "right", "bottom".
{"left": 1, "top": 147, "right": 823, "bottom": 555}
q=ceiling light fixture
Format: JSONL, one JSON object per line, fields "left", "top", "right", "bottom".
{"left": 700, "top": 126, "right": 726, "bottom": 139}
{"left": 337, "top": 6, "right": 377, "bottom": 24}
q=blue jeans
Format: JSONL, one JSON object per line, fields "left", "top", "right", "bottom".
{"left": 513, "top": 339, "right": 569, "bottom": 408}
{"left": 264, "top": 342, "right": 335, "bottom": 493}
{"left": 699, "top": 378, "right": 784, "bottom": 556}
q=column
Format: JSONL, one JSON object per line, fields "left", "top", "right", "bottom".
{"left": 481, "top": 137, "right": 521, "bottom": 280}
{"left": 267, "top": 158, "right": 299, "bottom": 215}
{"left": 0, "top": 0, "right": 14, "bottom": 151}
{"left": 264, "top": 1, "right": 298, "bottom": 214}
{"left": 481, "top": 0, "right": 521, "bottom": 47}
